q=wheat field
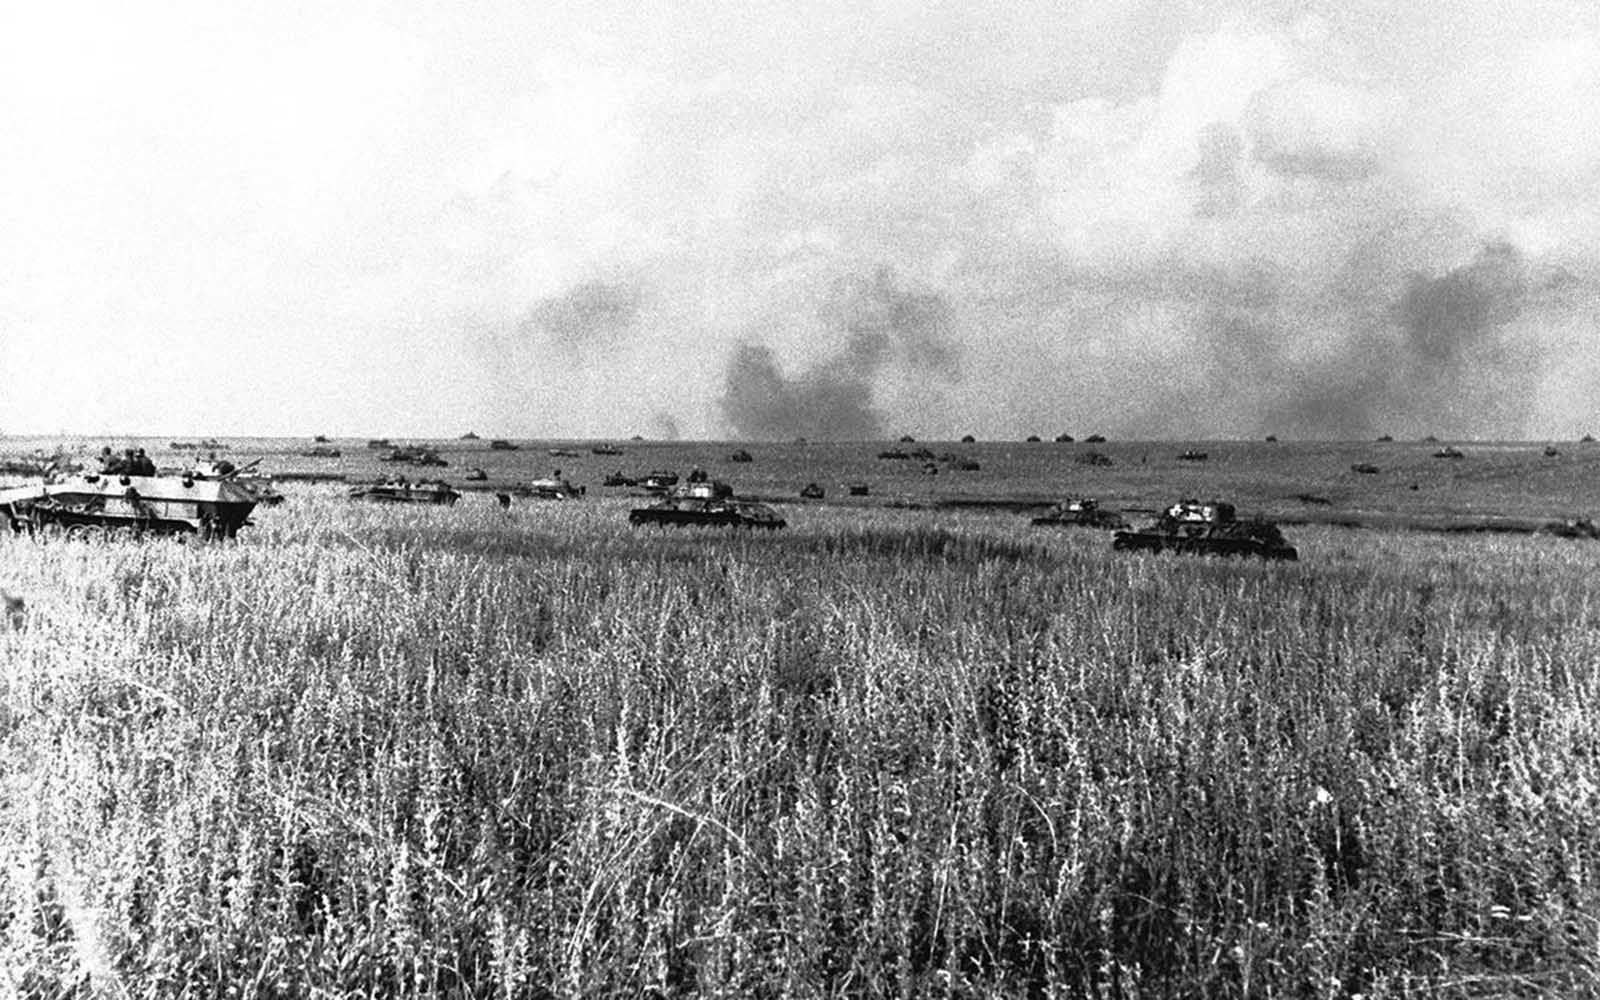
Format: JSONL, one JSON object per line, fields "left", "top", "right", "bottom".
{"left": 2, "top": 487, "right": 1597, "bottom": 997}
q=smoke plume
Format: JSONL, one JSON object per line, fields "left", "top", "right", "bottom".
{"left": 719, "top": 268, "right": 960, "bottom": 439}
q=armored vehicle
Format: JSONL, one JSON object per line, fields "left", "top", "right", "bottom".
{"left": 1113, "top": 500, "right": 1298, "bottom": 560}
{"left": 629, "top": 482, "right": 785, "bottom": 530}
{"left": 301, "top": 446, "right": 342, "bottom": 458}
{"left": 591, "top": 444, "right": 624, "bottom": 456}
{"left": 642, "top": 470, "right": 680, "bottom": 492}
{"left": 1433, "top": 446, "right": 1465, "bottom": 459}
{"left": 1031, "top": 498, "right": 1128, "bottom": 530}
{"left": 729, "top": 449, "right": 753, "bottom": 463}
{"left": 603, "top": 472, "right": 637, "bottom": 487}
{"left": 877, "top": 448, "right": 910, "bottom": 460}
{"left": 0, "top": 472, "right": 260, "bottom": 538}
{"left": 348, "top": 479, "right": 460, "bottom": 505}
{"left": 800, "top": 482, "right": 825, "bottom": 499}
{"left": 1351, "top": 463, "right": 1380, "bottom": 474}
{"left": 514, "top": 477, "right": 583, "bottom": 501}
{"left": 380, "top": 447, "right": 447, "bottom": 467}
{"left": 464, "top": 468, "right": 488, "bottom": 481}
{"left": 489, "top": 439, "right": 519, "bottom": 451}
{"left": 1178, "top": 450, "right": 1208, "bottom": 461}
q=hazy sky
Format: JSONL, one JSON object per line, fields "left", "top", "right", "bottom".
{"left": 4, "top": 0, "right": 1600, "bottom": 438}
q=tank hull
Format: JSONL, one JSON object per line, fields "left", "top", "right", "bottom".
{"left": 348, "top": 484, "right": 460, "bottom": 505}
{"left": 0, "top": 474, "right": 258, "bottom": 538}
{"left": 629, "top": 500, "right": 785, "bottom": 530}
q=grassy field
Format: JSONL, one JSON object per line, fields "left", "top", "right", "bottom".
{"left": 2, "top": 482, "right": 1598, "bottom": 998}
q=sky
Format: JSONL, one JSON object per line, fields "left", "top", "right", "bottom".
{"left": 4, "top": 0, "right": 1600, "bottom": 439}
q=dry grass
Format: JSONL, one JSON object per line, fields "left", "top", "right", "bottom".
{"left": 1, "top": 488, "right": 1598, "bottom": 997}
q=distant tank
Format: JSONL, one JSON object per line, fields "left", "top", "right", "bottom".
{"left": 877, "top": 449, "right": 910, "bottom": 460}
{"left": 1351, "top": 463, "right": 1380, "bottom": 474}
{"left": 514, "top": 477, "right": 583, "bottom": 501}
{"left": 489, "top": 439, "right": 520, "bottom": 451}
{"left": 603, "top": 471, "right": 638, "bottom": 487}
{"left": 630, "top": 482, "right": 785, "bottom": 529}
{"left": 1178, "top": 450, "right": 1208, "bottom": 462}
{"left": 642, "top": 470, "right": 680, "bottom": 492}
{"left": 464, "top": 468, "right": 488, "bottom": 481}
{"left": 1113, "top": 500, "right": 1298, "bottom": 560}
{"left": 348, "top": 479, "right": 460, "bottom": 505}
{"left": 1432, "top": 446, "right": 1465, "bottom": 459}
{"left": 800, "top": 482, "right": 825, "bottom": 499}
{"left": 0, "top": 471, "right": 260, "bottom": 539}
{"left": 591, "top": 444, "right": 624, "bottom": 456}
{"left": 300, "top": 446, "right": 342, "bottom": 458}
{"left": 1031, "top": 498, "right": 1128, "bottom": 530}
{"left": 729, "top": 449, "right": 754, "bottom": 463}
{"left": 380, "top": 447, "right": 447, "bottom": 467}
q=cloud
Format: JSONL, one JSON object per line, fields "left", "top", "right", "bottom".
{"left": 519, "top": 278, "right": 643, "bottom": 357}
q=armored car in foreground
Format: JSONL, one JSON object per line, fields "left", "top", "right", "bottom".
{"left": 0, "top": 472, "right": 260, "bottom": 538}
{"left": 1113, "top": 500, "right": 1297, "bottom": 560}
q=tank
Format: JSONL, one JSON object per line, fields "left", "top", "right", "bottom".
{"left": 0, "top": 472, "right": 260, "bottom": 539}
{"left": 348, "top": 479, "right": 460, "bottom": 505}
{"left": 642, "top": 470, "right": 680, "bottom": 492}
{"left": 630, "top": 496, "right": 786, "bottom": 530}
{"left": 1031, "top": 497, "right": 1129, "bottom": 530}
{"left": 1112, "top": 500, "right": 1298, "bottom": 560}
{"left": 513, "top": 477, "right": 583, "bottom": 501}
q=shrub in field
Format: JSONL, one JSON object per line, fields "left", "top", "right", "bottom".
{"left": 0, "top": 495, "right": 1597, "bottom": 997}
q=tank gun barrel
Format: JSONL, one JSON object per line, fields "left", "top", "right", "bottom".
{"left": 221, "top": 457, "right": 263, "bottom": 481}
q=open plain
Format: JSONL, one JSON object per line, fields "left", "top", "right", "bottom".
{"left": 1, "top": 437, "right": 1598, "bottom": 997}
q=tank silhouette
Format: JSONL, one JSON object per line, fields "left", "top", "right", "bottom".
{"left": 1542, "top": 517, "right": 1599, "bottom": 539}
{"left": 800, "top": 482, "right": 825, "bottom": 499}
{"left": 729, "top": 449, "right": 753, "bottom": 463}
{"left": 877, "top": 448, "right": 910, "bottom": 460}
{"left": 642, "top": 470, "right": 680, "bottom": 492}
{"left": 591, "top": 444, "right": 624, "bottom": 456}
{"left": 0, "top": 471, "right": 261, "bottom": 538}
{"left": 380, "top": 447, "right": 447, "bottom": 467}
{"left": 1031, "top": 498, "right": 1129, "bottom": 530}
{"left": 464, "top": 468, "right": 488, "bottom": 481}
{"left": 1113, "top": 500, "right": 1298, "bottom": 560}
{"left": 1351, "top": 463, "right": 1380, "bottom": 474}
{"left": 489, "top": 439, "right": 519, "bottom": 451}
{"left": 348, "top": 479, "right": 460, "bottom": 505}
{"left": 514, "top": 477, "right": 583, "bottom": 501}
{"left": 1432, "top": 445, "right": 1465, "bottom": 459}
{"left": 300, "top": 446, "right": 342, "bottom": 458}
{"left": 629, "top": 481, "right": 784, "bottom": 529}
{"left": 1178, "top": 450, "right": 1208, "bottom": 461}
{"left": 603, "top": 471, "right": 638, "bottom": 487}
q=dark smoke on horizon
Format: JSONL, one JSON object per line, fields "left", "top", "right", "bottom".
{"left": 720, "top": 268, "right": 960, "bottom": 440}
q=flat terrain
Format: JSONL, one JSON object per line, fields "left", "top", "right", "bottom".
{"left": 8, "top": 435, "right": 1600, "bottom": 529}
{"left": 0, "top": 438, "right": 1597, "bottom": 997}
